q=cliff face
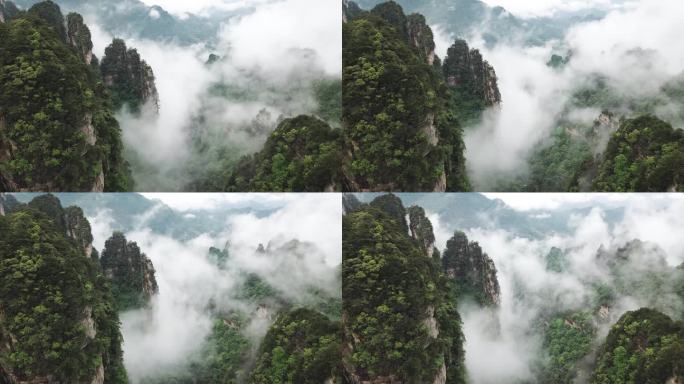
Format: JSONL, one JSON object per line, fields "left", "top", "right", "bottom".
{"left": 442, "top": 231, "right": 500, "bottom": 307}
{"left": 343, "top": 2, "right": 471, "bottom": 192}
{"left": 66, "top": 13, "right": 94, "bottom": 65}
{"left": 408, "top": 205, "right": 436, "bottom": 258}
{"left": 100, "top": 232, "right": 158, "bottom": 310}
{"left": 0, "top": 0, "right": 18, "bottom": 23}
{"left": 343, "top": 194, "right": 465, "bottom": 384}
{"left": 406, "top": 13, "right": 436, "bottom": 65}
{"left": 0, "top": 195, "right": 127, "bottom": 384}
{"left": 100, "top": 38, "right": 159, "bottom": 113}
{"left": 0, "top": 1, "right": 132, "bottom": 192}
{"left": 443, "top": 39, "right": 501, "bottom": 107}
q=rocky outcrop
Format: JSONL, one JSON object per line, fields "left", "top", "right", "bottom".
{"left": 342, "top": 0, "right": 363, "bottom": 23}
{"left": 408, "top": 205, "right": 436, "bottom": 258}
{"left": 64, "top": 206, "right": 94, "bottom": 258}
{"left": 407, "top": 13, "right": 436, "bottom": 65}
{"left": 443, "top": 39, "right": 501, "bottom": 107}
{"left": 67, "top": 13, "right": 94, "bottom": 65}
{"left": 0, "top": 194, "right": 19, "bottom": 216}
{"left": 442, "top": 231, "right": 501, "bottom": 307}
{"left": 100, "top": 232, "right": 158, "bottom": 310}
{"left": 26, "top": 195, "right": 95, "bottom": 258}
{"left": 369, "top": 193, "right": 407, "bottom": 232}
{"left": 101, "top": 38, "right": 159, "bottom": 113}
{"left": 0, "top": 0, "right": 17, "bottom": 23}
{"left": 343, "top": 193, "right": 362, "bottom": 214}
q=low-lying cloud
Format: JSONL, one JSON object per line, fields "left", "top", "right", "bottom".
{"left": 86, "top": 194, "right": 341, "bottom": 383}
{"left": 439, "top": 0, "right": 684, "bottom": 189}
{"left": 426, "top": 193, "right": 684, "bottom": 383}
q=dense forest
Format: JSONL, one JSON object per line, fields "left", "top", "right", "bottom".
{"left": 1, "top": 0, "right": 343, "bottom": 192}
{"left": 0, "top": 194, "right": 128, "bottom": 383}
{"left": 342, "top": 0, "right": 501, "bottom": 191}
{"left": 345, "top": 0, "right": 684, "bottom": 192}
{"left": 1, "top": 192, "right": 343, "bottom": 383}
{"left": 343, "top": 193, "right": 684, "bottom": 383}
{"left": 0, "top": 0, "right": 136, "bottom": 192}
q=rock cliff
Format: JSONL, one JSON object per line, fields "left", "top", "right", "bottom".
{"left": 442, "top": 231, "right": 500, "bottom": 307}
{"left": 100, "top": 232, "right": 159, "bottom": 310}
{"left": 101, "top": 38, "right": 160, "bottom": 113}
{"left": 443, "top": 39, "right": 501, "bottom": 107}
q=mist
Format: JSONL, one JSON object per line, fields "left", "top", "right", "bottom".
{"left": 425, "top": 193, "right": 684, "bottom": 383}
{"left": 86, "top": 194, "right": 341, "bottom": 383}
{"left": 83, "top": 0, "right": 341, "bottom": 191}
{"left": 428, "top": 0, "right": 684, "bottom": 189}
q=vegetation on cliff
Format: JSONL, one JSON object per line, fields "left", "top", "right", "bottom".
{"left": 0, "top": 194, "right": 127, "bottom": 383}
{"left": 0, "top": 1, "right": 132, "bottom": 191}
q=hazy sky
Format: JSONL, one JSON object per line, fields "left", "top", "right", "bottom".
{"left": 478, "top": 0, "right": 629, "bottom": 18}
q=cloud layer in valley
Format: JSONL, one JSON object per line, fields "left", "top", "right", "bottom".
{"left": 86, "top": 193, "right": 341, "bottom": 382}
{"left": 431, "top": 0, "right": 684, "bottom": 189}
{"left": 84, "top": 0, "right": 341, "bottom": 190}
{"left": 425, "top": 193, "right": 684, "bottom": 383}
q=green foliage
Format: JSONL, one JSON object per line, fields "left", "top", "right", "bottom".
{"left": 442, "top": 231, "right": 499, "bottom": 307}
{"left": 0, "top": 7, "right": 132, "bottom": 191}
{"left": 99, "top": 231, "right": 157, "bottom": 311}
{"left": 592, "top": 308, "right": 684, "bottom": 384}
{"left": 342, "top": 3, "right": 469, "bottom": 191}
{"left": 343, "top": 195, "right": 465, "bottom": 383}
{"left": 594, "top": 115, "right": 684, "bottom": 191}
{"left": 538, "top": 311, "right": 596, "bottom": 384}
{"left": 141, "top": 316, "right": 251, "bottom": 384}
{"left": 100, "top": 38, "right": 156, "bottom": 114}
{"left": 0, "top": 198, "right": 127, "bottom": 383}
{"left": 527, "top": 126, "right": 594, "bottom": 192}
{"left": 313, "top": 78, "right": 342, "bottom": 126}
{"left": 225, "top": 115, "right": 343, "bottom": 192}
{"left": 249, "top": 308, "right": 342, "bottom": 384}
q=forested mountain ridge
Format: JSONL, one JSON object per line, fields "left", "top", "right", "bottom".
{"left": 0, "top": 193, "right": 128, "bottom": 383}
{"left": 100, "top": 232, "right": 158, "bottom": 311}
{"left": 101, "top": 39, "right": 159, "bottom": 114}
{"left": 342, "top": 1, "right": 500, "bottom": 192}
{"left": 343, "top": 193, "right": 498, "bottom": 383}
{"left": 0, "top": 0, "right": 162, "bottom": 192}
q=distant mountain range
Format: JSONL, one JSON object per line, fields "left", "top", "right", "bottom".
{"left": 354, "top": 0, "right": 608, "bottom": 46}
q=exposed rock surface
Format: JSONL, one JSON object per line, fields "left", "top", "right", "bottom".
{"left": 100, "top": 232, "right": 158, "bottom": 309}
{"left": 408, "top": 205, "right": 436, "bottom": 258}
{"left": 443, "top": 39, "right": 501, "bottom": 106}
{"left": 67, "top": 13, "right": 94, "bottom": 65}
{"left": 442, "top": 231, "right": 501, "bottom": 306}
{"left": 101, "top": 38, "right": 159, "bottom": 113}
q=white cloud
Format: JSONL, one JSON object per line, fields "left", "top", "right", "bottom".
{"left": 138, "top": 0, "right": 274, "bottom": 17}
{"left": 140, "top": 192, "right": 299, "bottom": 211}
{"left": 218, "top": 0, "right": 341, "bottom": 76}
{"left": 459, "top": 0, "right": 684, "bottom": 189}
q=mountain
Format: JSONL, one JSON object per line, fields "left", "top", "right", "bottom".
{"left": 443, "top": 38, "right": 501, "bottom": 123}
{"left": 0, "top": 194, "right": 127, "bottom": 383}
{"left": 592, "top": 115, "right": 684, "bottom": 192}
{"left": 0, "top": 1, "right": 20, "bottom": 22}
{"left": 343, "top": 1, "right": 482, "bottom": 191}
{"left": 249, "top": 308, "right": 342, "bottom": 383}
{"left": 591, "top": 308, "right": 683, "bottom": 384}
{"left": 343, "top": 193, "right": 466, "bottom": 383}
{"left": 99, "top": 232, "right": 158, "bottom": 311}
{"left": 442, "top": 231, "right": 500, "bottom": 307}
{"left": 222, "top": 115, "right": 344, "bottom": 192}
{"left": 0, "top": 0, "right": 132, "bottom": 191}
{"left": 11, "top": 0, "right": 223, "bottom": 45}
{"left": 101, "top": 38, "right": 159, "bottom": 114}
{"left": 353, "top": 0, "right": 606, "bottom": 47}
